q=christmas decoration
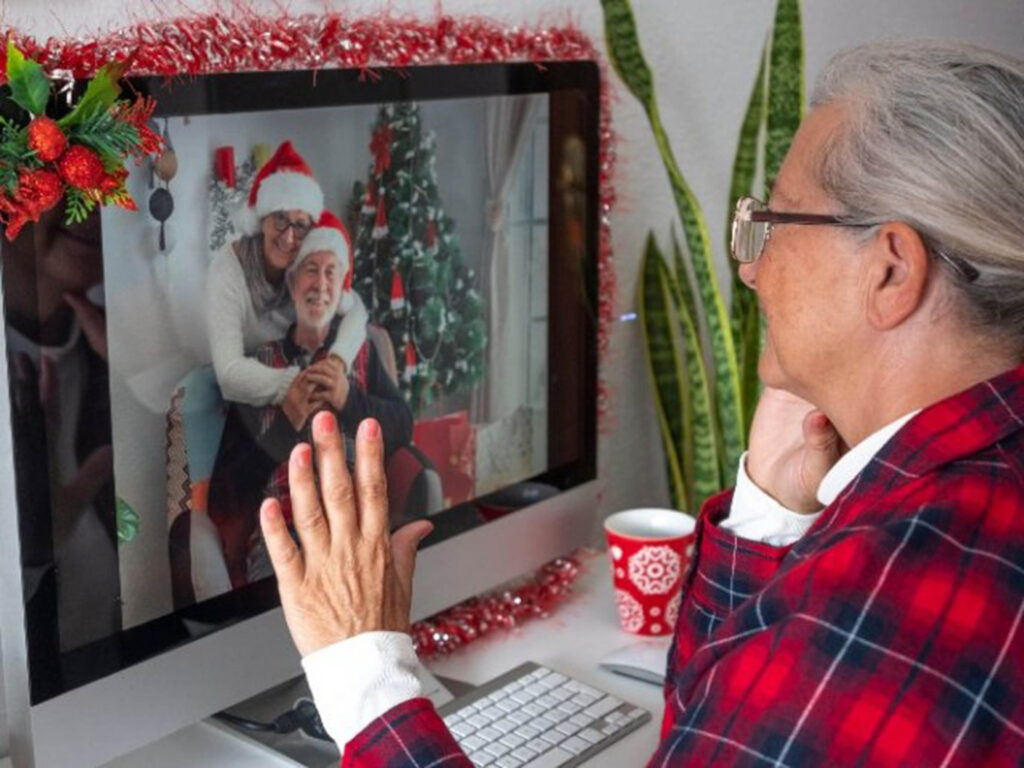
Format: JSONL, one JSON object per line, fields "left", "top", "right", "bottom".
{"left": 351, "top": 102, "right": 487, "bottom": 412}
{"left": 5, "top": 10, "right": 615, "bottom": 422}
{"left": 410, "top": 551, "right": 585, "bottom": 660}
{"left": 0, "top": 42, "right": 162, "bottom": 239}
{"left": 208, "top": 154, "right": 257, "bottom": 252}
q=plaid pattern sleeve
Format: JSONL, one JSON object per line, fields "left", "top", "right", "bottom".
{"left": 652, "top": 364, "right": 1024, "bottom": 767}
{"left": 341, "top": 697, "right": 471, "bottom": 768}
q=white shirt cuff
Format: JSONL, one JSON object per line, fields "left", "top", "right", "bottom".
{"left": 301, "top": 631, "right": 423, "bottom": 747}
{"left": 721, "top": 452, "right": 822, "bottom": 546}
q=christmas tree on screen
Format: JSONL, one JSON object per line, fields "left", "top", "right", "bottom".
{"left": 349, "top": 103, "right": 487, "bottom": 413}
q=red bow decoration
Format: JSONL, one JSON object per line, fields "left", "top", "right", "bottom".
{"left": 370, "top": 124, "right": 393, "bottom": 176}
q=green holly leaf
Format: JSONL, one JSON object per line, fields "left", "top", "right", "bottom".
{"left": 58, "top": 61, "right": 124, "bottom": 128}
{"left": 115, "top": 496, "right": 140, "bottom": 544}
{"left": 5, "top": 42, "right": 51, "bottom": 116}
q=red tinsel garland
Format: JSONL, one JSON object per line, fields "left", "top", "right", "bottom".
{"left": 5, "top": 11, "right": 617, "bottom": 654}
{"left": 4, "top": 9, "right": 617, "bottom": 425}
{"left": 411, "top": 551, "right": 586, "bottom": 661}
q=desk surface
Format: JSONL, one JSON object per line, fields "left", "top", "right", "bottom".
{"left": 107, "top": 553, "right": 666, "bottom": 767}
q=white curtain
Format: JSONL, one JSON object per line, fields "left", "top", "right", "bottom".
{"left": 471, "top": 95, "right": 542, "bottom": 424}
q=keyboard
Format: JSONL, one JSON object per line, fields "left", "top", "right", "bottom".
{"left": 438, "top": 661, "right": 651, "bottom": 768}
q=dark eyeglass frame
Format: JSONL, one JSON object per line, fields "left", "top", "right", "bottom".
{"left": 730, "top": 195, "right": 980, "bottom": 282}
{"left": 269, "top": 211, "right": 313, "bottom": 239}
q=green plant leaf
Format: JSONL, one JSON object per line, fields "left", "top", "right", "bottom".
{"left": 599, "top": 0, "right": 654, "bottom": 106}
{"left": 665, "top": 235, "right": 722, "bottom": 510}
{"left": 638, "top": 233, "right": 689, "bottom": 513}
{"left": 764, "top": 0, "right": 804, "bottom": 196}
{"left": 116, "top": 496, "right": 140, "bottom": 544}
{"left": 5, "top": 42, "right": 50, "bottom": 116}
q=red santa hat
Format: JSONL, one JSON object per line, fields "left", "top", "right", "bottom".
{"left": 237, "top": 141, "right": 324, "bottom": 234}
{"left": 288, "top": 210, "right": 356, "bottom": 313}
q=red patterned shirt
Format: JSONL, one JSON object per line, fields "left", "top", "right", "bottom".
{"left": 340, "top": 364, "right": 1024, "bottom": 767}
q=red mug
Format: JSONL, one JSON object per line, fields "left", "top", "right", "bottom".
{"left": 603, "top": 508, "right": 696, "bottom": 636}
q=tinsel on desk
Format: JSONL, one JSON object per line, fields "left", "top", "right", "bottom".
{"left": 5, "top": 7, "right": 618, "bottom": 423}
{"left": 411, "top": 551, "right": 587, "bottom": 660}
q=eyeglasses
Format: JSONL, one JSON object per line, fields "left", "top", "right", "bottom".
{"left": 730, "top": 196, "right": 979, "bottom": 282}
{"left": 269, "top": 211, "right": 313, "bottom": 240}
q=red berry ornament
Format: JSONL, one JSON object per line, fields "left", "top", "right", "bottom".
{"left": 27, "top": 117, "right": 67, "bottom": 163}
{"left": 58, "top": 145, "right": 105, "bottom": 190}
{"left": 18, "top": 169, "right": 64, "bottom": 215}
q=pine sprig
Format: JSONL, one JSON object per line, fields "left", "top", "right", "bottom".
{"left": 67, "top": 108, "right": 141, "bottom": 161}
{"left": 64, "top": 186, "right": 97, "bottom": 224}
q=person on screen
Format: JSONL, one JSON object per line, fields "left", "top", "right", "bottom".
{"left": 206, "top": 140, "right": 368, "bottom": 407}
{"left": 257, "top": 41, "right": 1024, "bottom": 765}
{"left": 1, "top": 203, "right": 120, "bottom": 695}
{"left": 207, "top": 211, "right": 412, "bottom": 587}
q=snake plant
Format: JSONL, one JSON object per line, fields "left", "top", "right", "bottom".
{"left": 601, "top": 0, "right": 805, "bottom": 514}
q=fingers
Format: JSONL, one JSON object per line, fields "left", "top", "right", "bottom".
{"left": 260, "top": 498, "right": 303, "bottom": 588}
{"left": 801, "top": 409, "right": 842, "bottom": 479}
{"left": 287, "top": 441, "right": 331, "bottom": 561}
{"left": 391, "top": 519, "right": 433, "bottom": 596}
{"left": 303, "top": 370, "right": 335, "bottom": 388}
{"left": 312, "top": 411, "right": 359, "bottom": 540}
{"left": 64, "top": 293, "right": 108, "bottom": 361}
{"left": 354, "top": 419, "right": 389, "bottom": 538}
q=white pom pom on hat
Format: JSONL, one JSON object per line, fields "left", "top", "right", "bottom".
{"left": 236, "top": 141, "right": 324, "bottom": 234}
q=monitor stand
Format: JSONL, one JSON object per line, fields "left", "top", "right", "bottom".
{"left": 103, "top": 666, "right": 460, "bottom": 768}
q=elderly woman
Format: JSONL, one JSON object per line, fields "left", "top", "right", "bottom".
{"left": 258, "top": 40, "right": 1024, "bottom": 766}
{"left": 205, "top": 141, "right": 367, "bottom": 406}
{"left": 207, "top": 211, "right": 411, "bottom": 587}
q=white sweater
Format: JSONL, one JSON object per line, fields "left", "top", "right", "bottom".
{"left": 205, "top": 242, "right": 368, "bottom": 406}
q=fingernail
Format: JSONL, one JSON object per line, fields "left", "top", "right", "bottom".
{"left": 260, "top": 499, "right": 279, "bottom": 523}
{"left": 361, "top": 419, "right": 380, "bottom": 440}
{"left": 294, "top": 444, "right": 311, "bottom": 468}
{"left": 315, "top": 411, "right": 336, "bottom": 437}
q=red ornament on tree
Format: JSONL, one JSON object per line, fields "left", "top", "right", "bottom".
{"left": 427, "top": 219, "right": 437, "bottom": 251}
{"left": 403, "top": 339, "right": 417, "bottom": 383}
{"left": 370, "top": 124, "right": 393, "bottom": 176}
{"left": 390, "top": 270, "right": 406, "bottom": 312}
{"left": 372, "top": 195, "right": 388, "bottom": 240}
{"left": 361, "top": 179, "right": 377, "bottom": 215}
{"left": 27, "top": 117, "right": 67, "bottom": 162}
{"left": 58, "top": 145, "right": 105, "bottom": 190}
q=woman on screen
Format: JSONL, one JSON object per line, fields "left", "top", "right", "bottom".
{"left": 205, "top": 140, "right": 368, "bottom": 406}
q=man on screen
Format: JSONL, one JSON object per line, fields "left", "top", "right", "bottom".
{"left": 207, "top": 211, "right": 412, "bottom": 587}
{"left": 258, "top": 41, "right": 1024, "bottom": 766}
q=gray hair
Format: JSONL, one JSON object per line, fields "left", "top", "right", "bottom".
{"left": 810, "top": 40, "right": 1024, "bottom": 355}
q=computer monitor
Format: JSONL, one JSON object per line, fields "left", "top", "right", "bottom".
{"left": 0, "top": 60, "right": 600, "bottom": 767}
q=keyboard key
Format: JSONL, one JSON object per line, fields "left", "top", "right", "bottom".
{"left": 526, "top": 738, "right": 551, "bottom": 755}
{"left": 551, "top": 688, "right": 574, "bottom": 702}
{"left": 556, "top": 701, "right": 583, "bottom": 715}
{"left": 626, "top": 707, "right": 646, "bottom": 720}
{"left": 571, "top": 693, "right": 598, "bottom": 707}
{"left": 522, "top": 702, "right": 545, "bottom": 717}
{"left": 561, "top": 736, "right": 589, "bottom": 755}
{"left": 565, "top": 681, "right": 600, "bottom": 698}
{"left": 546, "top": 708, "right": 571, "bottom": 723}
{"left": 495, "top": 756, "right": 522, "bottom": 768}
{"left": 509, "top": 690, "right": 533, "bottom": 705}
{"left": 499, "top": 733, "right": 525, "bottom": 749}
{"left": 496, "top": 699, "right": 519, "bottom": 713}
{"left": 524, "top": 683, "right": 547, "bottom": 699}
{"left": 523, "top": 747, "right": 575, "bottom": 768}
{"left": 468, "top": 714, "right": 491, "bottom": 729}
{"left": 514, "top": 724, "right": 539, "bottom": 740}
{"left": 478, "top": 726, "right": 502, "bottom": 742}
{"left": 463, "top": 735, "right": 486, "bottom": 751}
{"left": 578, "top": 728, "right": 603, "bottom": 745}
{"left": 484, "top": 742, "right": 509, "bottom": 758}
{"left": 568, "top": 713, "right": 592, "bottom": 728}
{"left": 479, "top": 707, "right": 503, "bottom": 723}
{"left": 602, "top": 723, "right": 622, "bottom": 736}
{"left": 507, "top": 711, "right": 531, "bottom": 725}
{"left": 583, "top": 696, "right": 622, "bottom": 719}
{"left": 511, "top": 746, "right": 538, "bottom": 762}
{"left": 451, "top": 722, "right": 474, "bottom": 738}
{"left": 444, "top": 713, "right": 463, "bottom": 727}
{"left": 468, "top": 751, "right": 494, "bottom": 767}
{"left": 555, "top": 721, "right": 580, "bottom": 737}
{"left": 532, "top": 714, "right": 558, "bottom": 731}
{"left": 492, "top": 718, "right": 517, "bottom": 734}
{"left": 536, "top": 694, "right": 559, "bottom": 709}
{"left": 540, "top": 730, "right": 566, "bottom": 746}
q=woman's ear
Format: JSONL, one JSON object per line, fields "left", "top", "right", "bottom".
{"left": 864, "top": 221, "right": 932, "bottom": 330}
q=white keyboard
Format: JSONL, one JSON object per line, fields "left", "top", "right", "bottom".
{"left": 438, "top": 662, "right": 651, "bottom": 768}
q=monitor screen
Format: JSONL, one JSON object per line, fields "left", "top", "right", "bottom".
{"left": 1, "top": 61, "right": 598, "bottom": 706}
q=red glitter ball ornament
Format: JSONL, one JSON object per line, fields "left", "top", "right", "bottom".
{"left": 27, "top": 117, "right": 67, "bottom": 163}
{"left": 18, "top": 168, "right": 64, "bottom": 214}
{"left": 58, "top": 145, "right": 105, "bottom": 190}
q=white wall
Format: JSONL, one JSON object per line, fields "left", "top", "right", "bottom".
{"left": 2, "top": 0, "right": 1023, "bottom": 714}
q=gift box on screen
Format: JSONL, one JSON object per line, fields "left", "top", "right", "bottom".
{"left": 412, "top": 410, "right": 475, "bottom": 507}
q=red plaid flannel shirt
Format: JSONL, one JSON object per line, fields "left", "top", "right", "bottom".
{"left": 340, "top": 365, "right": 1024, "bottom": 767}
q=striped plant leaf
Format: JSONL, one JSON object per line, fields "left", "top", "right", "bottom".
{"left": 764, "top": 0, "right": 804, "bottom": 196}
{"left": 667, "top": 234, "right": 722, "bottom": 509}
{"left": 638, "top": 233, "right": 689, "bottom": 511}
{"left": 601, "top": 0, "right": 745, "bottom": 477}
